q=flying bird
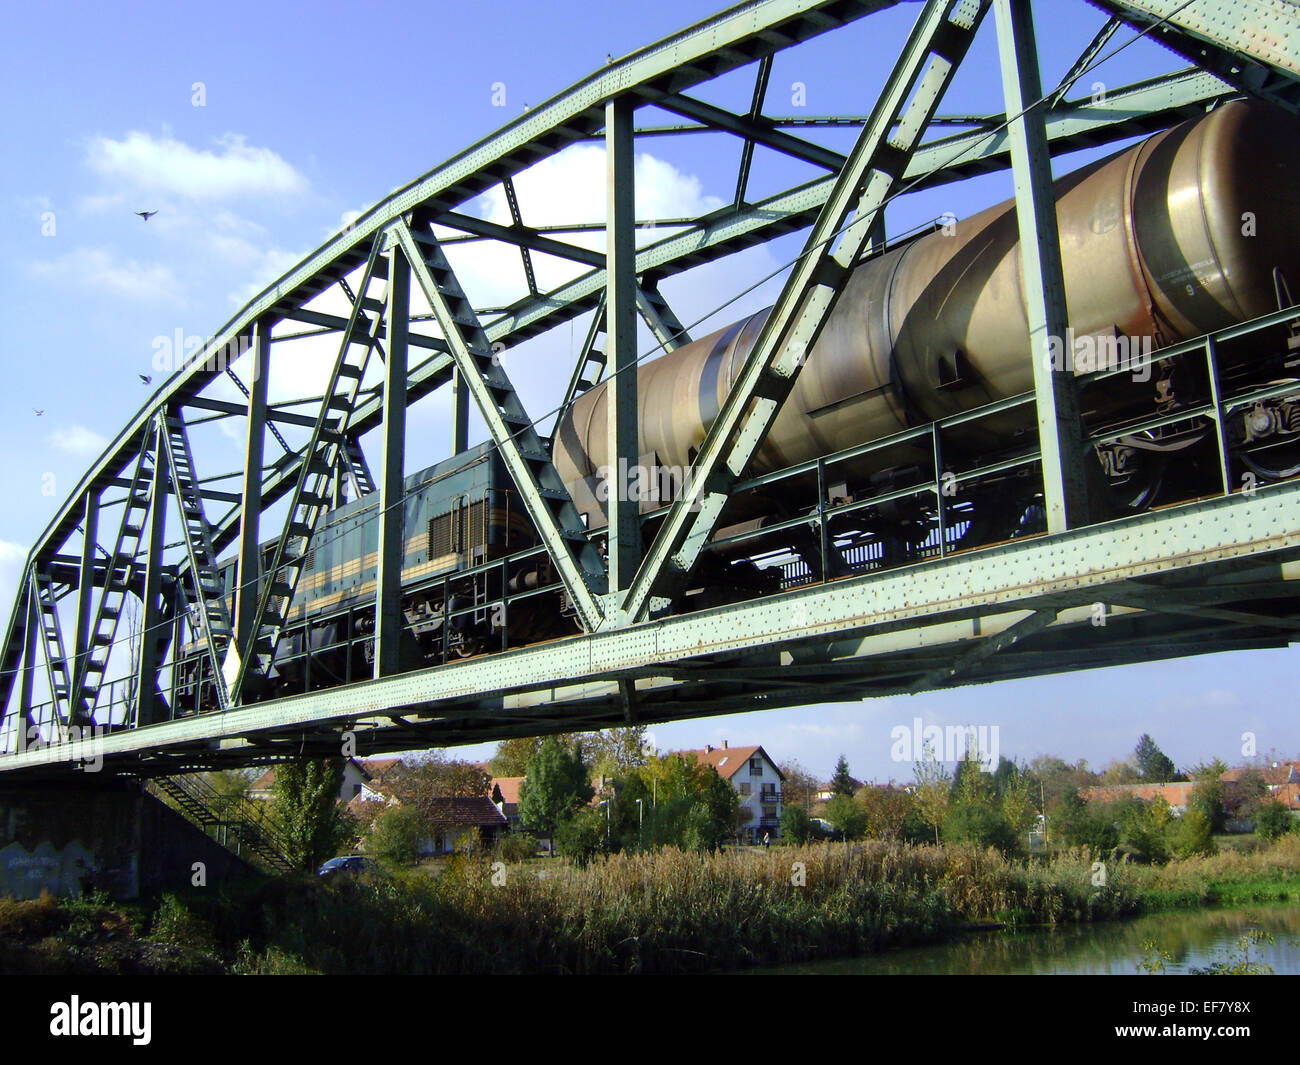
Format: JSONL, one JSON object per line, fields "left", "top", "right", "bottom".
{"left": 135, "top": 210, "right": 158, "bottom": 221}
{"left": 33, "top": 409, "right": 44, "bottom": 416}
{"left": 138, "top": 374, "right": 152, "bottom": 385}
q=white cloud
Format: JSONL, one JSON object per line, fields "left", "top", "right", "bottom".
{"left": 86, "top": 131, "right": 309, "bottom": 200}
{"left": 225, "top": 245, "right": 305, "bottom": 308}
{"left": 76, "top": 192, "right": 126, "bottom": 214}
{"left": 445, "top": 144, "right": 725, "bottom": 309}
{"left": 31, "top": 247, "right": 183, "bottom": 303}
{"left": 47, "top": 424, "right": 109, "bottom": 458}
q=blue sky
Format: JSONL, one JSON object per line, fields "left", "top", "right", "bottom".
{"left": 0, "top": 0, "right": 1295, "bottom": 782}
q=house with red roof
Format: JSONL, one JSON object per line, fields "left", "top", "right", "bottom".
{"left": 1078, "top": 782, "right": 1199, "bottom": 812}
{"left": 677, "top": 742, "right": 784, "bottom": 844}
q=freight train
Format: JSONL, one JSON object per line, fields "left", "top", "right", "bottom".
{"left": 177, "top": 100, "right": 1300, "bottom": 708}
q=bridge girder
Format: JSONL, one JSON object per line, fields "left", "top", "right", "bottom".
{"left": 3, "top": 0, "right": 1300, "bottom": 772}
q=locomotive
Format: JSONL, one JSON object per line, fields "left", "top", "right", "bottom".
{"left": 178, "top": 100, "right": 1300, "bottom": 708}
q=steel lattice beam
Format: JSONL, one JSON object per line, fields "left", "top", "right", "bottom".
{"left": 1092, "top": 0, "right": 1300, "bottom": 112}
{"left": 394, "top": 219, "right": 608, "bottom": 629}
{"left": 619, "top": 0, "right": 991, "bottom": 623}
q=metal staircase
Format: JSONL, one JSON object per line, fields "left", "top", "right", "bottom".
{"left": 150, "top": 774, "right": 295, "bottom": 874}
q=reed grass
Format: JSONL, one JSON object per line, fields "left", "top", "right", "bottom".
{"left": 3, "top": 836, "right": 1295, "bottom": 973}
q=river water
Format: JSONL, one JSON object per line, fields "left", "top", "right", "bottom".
{"left": 755, "top": 905, "right": 1300, "bottom": 975}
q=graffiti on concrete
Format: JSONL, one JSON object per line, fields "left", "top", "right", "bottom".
{"left": 0, "top": 839, "right": 98, "bottom": 899}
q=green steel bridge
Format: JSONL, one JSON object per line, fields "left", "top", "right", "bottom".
{"left": 3, "top": 0, "right": 1299, "bottom": 781}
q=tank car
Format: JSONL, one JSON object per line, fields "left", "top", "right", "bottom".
{"left": 555, "top": 99, "right": 1300, "bottom": 529}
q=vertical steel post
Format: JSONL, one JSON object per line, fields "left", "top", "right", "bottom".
{"left": 932, "top": 422, "right": 948, "bottom": 558}
{"left": 452, "top": 369, "right": 469, "bottom": 454}
{"left": 19, "top": 581, "right": 37, "bottom": 747}
{"left": 375, "top": 237, "right": 409, "bottom": 678}
{"left": 605, "top": 96, "right": 641, "bottom": 597}
{"left": 135, "top": 416, "right": 168, "bottom": 726}
{"left": 74, "top": 492, "right": 99, "bottom": 689}
{"left": 235, "top": 318, "right": 271, "bottom": 666}
{"left": 1204, "top": 337, "right": 1232, "bottom": 495}
{"left": 995, "top": 0, "right": 1092, "bottom": 532}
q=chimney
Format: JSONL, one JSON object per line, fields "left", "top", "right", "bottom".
{"left": 722, "top": 740, "right": 728, "bottom": 749}
{"left": 705, "top": 744, "right": 714, "bottom": 753}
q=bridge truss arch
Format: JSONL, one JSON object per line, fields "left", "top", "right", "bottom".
{"left": 4, "top": 0, "right": 1300, "bottom": 777}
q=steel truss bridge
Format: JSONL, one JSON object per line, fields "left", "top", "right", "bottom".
{"left": 3, "top": 0, "right": 1299, "bottom": 780}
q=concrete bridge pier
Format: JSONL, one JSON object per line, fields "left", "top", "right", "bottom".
{"left": 0, "top": 779, "right": 254, "bottom": 901}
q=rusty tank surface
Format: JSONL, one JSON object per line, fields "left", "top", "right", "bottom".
{"left": 554, "top": 100, "right": 1300, "bottom": 524}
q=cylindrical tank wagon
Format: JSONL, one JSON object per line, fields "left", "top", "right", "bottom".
{"left": 554, "top": 100, "right": 1300, "bottom": 524}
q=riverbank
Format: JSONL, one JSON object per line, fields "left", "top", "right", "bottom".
{"left": 2, "top": 836, "right": 1296, "bottom": 974}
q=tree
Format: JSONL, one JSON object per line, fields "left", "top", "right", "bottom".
{"left": 1099, "top": 759, "right": 1142, "bottom": 785}
{"left": 830, "top": 755, "right": 856, "bottom": 798}
{"left": 1049, "top": 793, "right": 1119, "bottom": 852}
{"left": 780, "top": 803, "right": 812, "bottom": 845}
{"left": 1187, "top": 759, "right": 1228, "bottom": 832}
{"left": 627, "top": 754, "right": 739, "bottom": 852}
{"left": 914, "top": 743, "right": 952, "bottom": 845}
{"left": 778, "top": 761, "right": 820, "bottom": 811}
{"left": 1134, "top": 735, "right": 1177, "bottom": 782}
{"left": 1025, "top": 755, "right": 1098, "bottom": 815}
{"left": 388, "top": 755, "right": 491, "bottom": 805}
{"left": 272, "top": 758, "right": 349, "bottom": 871}
{"left": 951, "top": 747, "right": 994, "bottom": 807}
{"left": 555, "top": 805, "right": 606, "bottom": 866}
{"left": 1115, "top": 798, "right": 1171, "bottom": 863}
{"left": 999, "top": 766, "right": 1039, "bottom": 836}
{"left": 518, "top": 737, "right": 594, "bottom": 850}
{"left": 580, "top": 727, "right": 649, "bottom": 779}
{"left": 491, "top": 736, "right": 543, "bottom": 777}
{"left": 823, "top": 793, "right": 867, "bottom": 840}
{"left": 857, "top": 785, "right": 914, "bottom": 840}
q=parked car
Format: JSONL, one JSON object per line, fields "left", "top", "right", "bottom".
{"left": 317, "top": 855, "right": 377, "bottom": 878}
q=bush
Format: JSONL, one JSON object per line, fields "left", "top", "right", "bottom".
{"left": 942, "top": 803, "right": 1019, "bottom": 855}
{"left": 556, "top": 806, "right": 607, "bottom": 866}
{"left": 1167, "top": 809, "right": 1215, "bottom": 858}
{"left": 366, "top": 805, "right": 423, "bottom": 866}
{"left": 780, "top": 803, "right": 811, "bottom": 845}
{"left": 1116, "top": 800, "right": 1170, "bottom": 864}
{"left": 494, "top": 832, "right": 537, "bottom": 863}
{"left": 149, "top": 894, "right": 220, "bottom": 955}
{"left": 1050, "top": 798, "right": 1119, "bottom": 852}
{"left": 1255, "top": 801, "right": 1296, "bottom": 841}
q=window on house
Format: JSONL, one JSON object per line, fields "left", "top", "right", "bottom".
{"left": 739, "top": 782, "right": 752, "bottom": 796}
{"left": 749, "top": 757, "right": 762, "bottom": 776}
